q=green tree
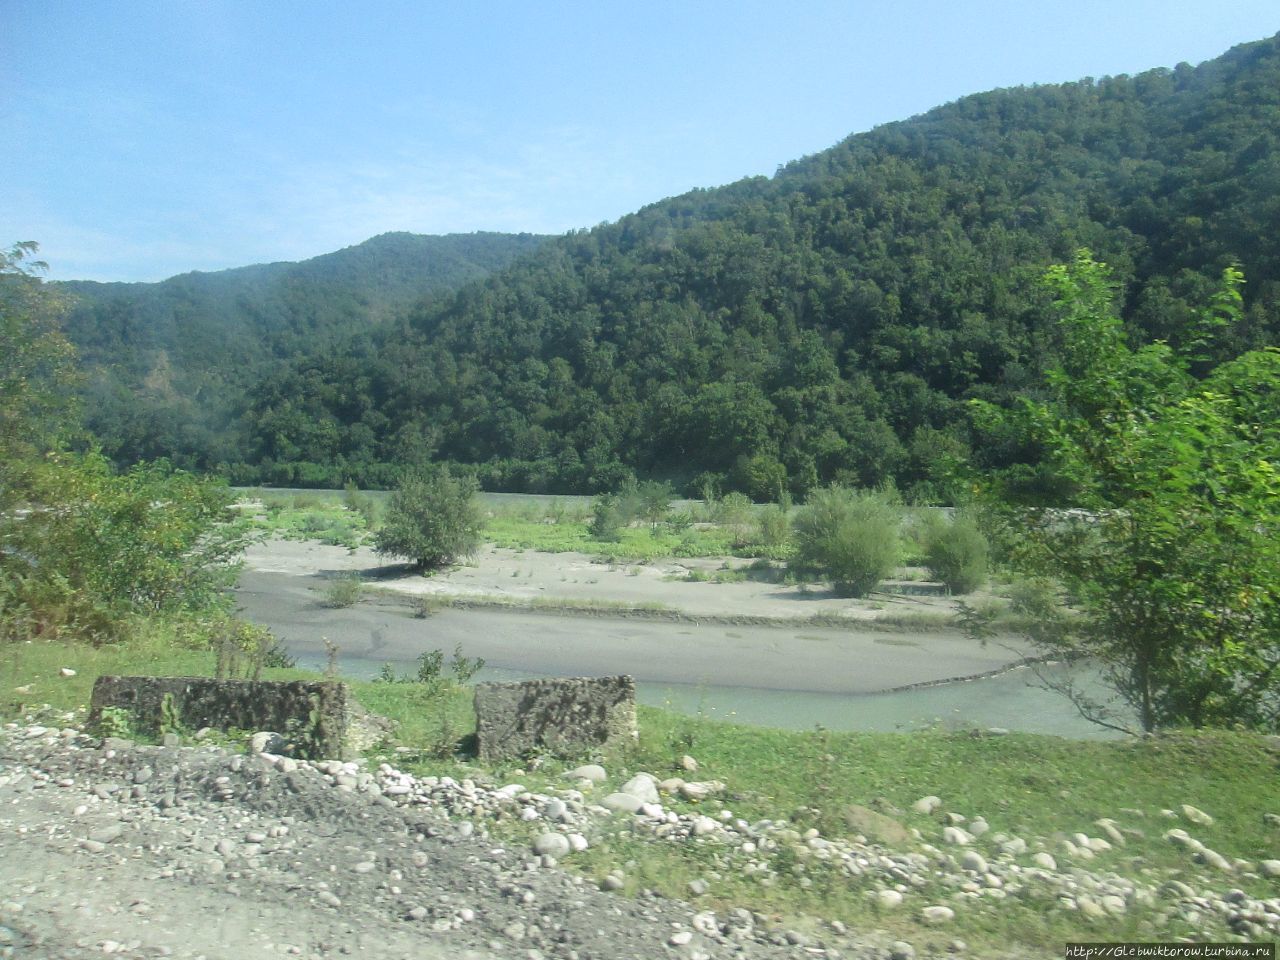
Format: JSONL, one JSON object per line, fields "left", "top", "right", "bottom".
{"left": 792, "top": 486, "right": 900, "bottom": 598}
{"left": 0, "top": 242, "right": 78, "bottom": 506}
{"left": 374, "top": 467, "right": 482, "bottom": 569}
{"left": 922, "top": 510, "right": 989, "bottom": 595}
{"left": 973, "top": 253, "right": 1280, "bottom": 733}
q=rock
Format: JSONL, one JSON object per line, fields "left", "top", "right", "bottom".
{"left": 1259, "top": 859, "right": 1280, "bottom": 877}
{"left": 921, "top": 905, "right": 955, "bottom": 925}
{"left": 669, "top": 931, "right": 693, "bottom": 946}
{"left": 249, "top": 731, "right": 288, "bottom": 755}
{"left": 1196, "top": 848, "right": 1233, "bottom": 872}
{"left": 968, "top": 817, "right": 989, "bottom": 837}
{"left": 944, "top": 812, "right": 967, "bottom": 825}
{"left": 960, "top": 851, "right": 987, "bottom": 874}
{"left": 619, "top": 774, "right": 659, "bottom": 804}
{"left": 1100, "top": 895, "right": 1126, "bottom": 915}
{"left": 565, "top": 764, "right": 607, "bottom": 783}
{"left": 88, "top": 824, "right": 123, "bottom": 844}
{"left": 842, "top": 804, "right": 912, "bottom": 846}
{"left": 1164, "top": 829, "right": 1204, "bottom": 852}
{"left": 679, "top": 755, "right": 698, "bottom": 772}
{"left": 59, "top": 668, "right": 76, "bottom": 677}
{"left": 691, "top": 815, "right": 718, "bottom": 836}
{"left": 1094, "top": 819, "right": 1126, "bottom": 846}
{"left": 532, "top": 833, "right": 570, "bottom": 858}
{"left": 1181, "top": 804, "right": 1214, "bottom": 826}
{"left": 1263, "top": 813, "right": 1280, "bottom": 828}
{"left": 600, "top": 875, "right": 624, "bottom": 892}
{"left": 877, "top": 889, "right": 904, "bottom": 909}
{"left": 1077, "top": 896, "right": 1106, "bottom": 920}
{"left": 567, "top": 833, "right": 589, "bottom": 852}
{"left": 912, "top": 796, "right": 941, "bottom": 815}
{"left": 942, "top": 826, "right": 973, "bottom": 846}
{"left": 890, "top": 941, "right": 916, "bottom": 960}
{"left": 999, "top": 837, "right": 1027, "bottom": 856}
{"left": 1032, "top": 852, "right": 1057, "bottom": 871}
{"left": 687, "top": 879, "right": 709, "bottom": 897}
{"left": 678, "top": 781, "right": 718, "bottom": 802}
{"left": 601, "top": 793, "right": 644, "bottom": 814}
{"left": 542, "top": 798, "right": 568, "bottom": 822}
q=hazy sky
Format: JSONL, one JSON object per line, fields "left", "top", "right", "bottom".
{"left": 4, "top": 1, "right": 1278, "bottom": 282}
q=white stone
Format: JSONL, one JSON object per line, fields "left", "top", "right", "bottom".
{"left": 620, "top": 774, "right": 659, "bottom": 804}
{"left": 1259, "top": 859, "right": 1280, "bottom": 878}
{"left": 532, "top": 833, "right": 570, "bottom": 858}
{"left": 912, "top": 796, "right": 942, "bottom": 815}
{"left": 877, "top": 889, "right": 904, "bottom": 909}
{"left": 942, "top": 826, "right": 973, "bottom": 846}
{"left": 669, "top": 931, "right": 693, "bottom": 946}
{"left": 960, "top": 851, "right": 988, "bottom": 874}
{"left": 1181, "top": 804, "right": 1214, "bottom": 826}
{"left": 920, "top": 905, "right": 955, "bottom": 925}
{"left": 1032, "top": 852, "right": 1057, "bottom": 871}
{"left": 566, "top": 765, "right": 607, "bottom": 783}
{"left": 601, "top": 793, "right": 644, "bottom": 814}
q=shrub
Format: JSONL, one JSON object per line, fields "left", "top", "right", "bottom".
{"left": 923, "top": 512, "right": 989, "bottom": 594}
{"left": 588, "top": 493, "right": 625, "bottom": 541}
{"left": 792, "top": 487, "right": 900, "bottom": 598}
{"left": 321, "top": 575, "right": 363, "bottom": 608}
{"left": 374, "top": 467, "right": 481, "bottom": 570}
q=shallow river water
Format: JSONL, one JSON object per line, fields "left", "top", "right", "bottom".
{"left": 237, "top": 572, "right": 1128, "bottom": 739}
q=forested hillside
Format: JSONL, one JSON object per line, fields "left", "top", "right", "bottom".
{"left": 85, "top": 35, "right": 1280, "bottom": 496}
{"left": 58, "top": 231, "right": 548, "bottom": 470}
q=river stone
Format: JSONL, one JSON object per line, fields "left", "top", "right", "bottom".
{"left": 942, "top": 826, "right": 973, "bottom": 846}
{"left": 843, "top": 804, "right": 911, "bottom": 846}
{"left": 532, "top": 833, "right": 570, "bottom": 858}
{"left": 999, "top": 837, "right": 1027, "bottom": 856}
{"left": 912, "top": 796, "right": 942, "bottom": 815}
{"left": 566, "top": 764, "right": 607, "bottom": 783}
{"left": 1196, "top": 848, "right": 1233, "bottom": 871}
{"left": 890, "top": 942, "right": 916, "bottom": 960}
{"left": 921, "top": 905, "right": 955, "bottom": 925}
{"left": 1181, "top": 804, "right": 1214, "bottom": 826}
{"left": 1260, "top": 859, "right": 1280, "bottom": 877}
{"left": 620, "top": 774, "right": 659, "bottom": 804}
{"left": 601, "top": 793, "right": 644, "bottom": 814}
{"left": 1032, "top": 852, "right": 1057, "bottom": 871}
{"left": 877, "top": 890, "right": 904, "bottom": 909}
{"left": 960, "top": 851, "right": 987, "bottom": 874}
{"left": 1164, "top": 829, "right": 1203, "bottom": 852}
{"left": 968, "top": 817, "right": 989, "bottom": 837}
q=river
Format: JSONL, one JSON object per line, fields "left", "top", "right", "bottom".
{"left": 236, "top": 571, "right": 1127, "bottom": 738}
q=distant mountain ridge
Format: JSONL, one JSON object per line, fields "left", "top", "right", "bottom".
{"left": 65, "top": 34, "right": 1280, "bottom": 495}
{"left": 57, "top": 231, "right": 550, "bottom": 468}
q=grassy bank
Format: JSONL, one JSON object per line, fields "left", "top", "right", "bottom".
{"left": 4, "top": 631, "right": 1277, "bottom": 956}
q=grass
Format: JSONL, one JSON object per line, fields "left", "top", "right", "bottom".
{"left": 5, "top": 628, "right": 1278, "bottom": 957}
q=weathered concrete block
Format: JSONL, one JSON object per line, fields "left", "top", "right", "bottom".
{"left": 474, "top": 676, "right": 636, "bottom": 761}
{"left": 87, "top": 676, "right": 377, "bottom": 760}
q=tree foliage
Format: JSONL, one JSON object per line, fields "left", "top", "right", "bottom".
{"left": 374, "top": 468, "right": 482, "bottom": 570}
{"left": 974, "top": 252, "right": 1280, "bottom": 733}
{"left": 793, "top": 487, "right": 901, "bottom": 598}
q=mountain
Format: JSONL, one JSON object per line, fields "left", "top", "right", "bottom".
{"left": 57, "top": 231, "right": 550, "bottom": 469}
{"left": 82, "top": 36, "right": 1280, "bottom": 496}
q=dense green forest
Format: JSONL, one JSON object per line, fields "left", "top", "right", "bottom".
{"left": 58, "top": 231, "right": 548, "bottom": 471}
{"left": 67, "top": 35, "right": 1280, "bottom": 497}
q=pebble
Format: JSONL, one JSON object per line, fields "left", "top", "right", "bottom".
{"left": 921, "top": 905, "right": 955, "bottom": 925}
{"left": 877, "top": 889, "right": 904, "bottom": 909}
{"left": 1260, "top": 860, "right": 1280, "bottom": 877}
{"left": 1181, "top": 804, "right": 1214, "bottom": 826}
{"left": 532, "top": 833, "right": 570, "bottom": 858}
{"left": 669, "top": 931, "right": 693, "bottom": 946}
{"left": 890, "top": 941, "right": 916, "bottom": 960}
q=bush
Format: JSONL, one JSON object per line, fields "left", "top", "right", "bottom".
{"left": 792, "top": 487, "right": 900, "bottom": 598}
{"left": 588, "top": 493, "right": 625, "bottom": 541}
{"left": 923, "top": 512, "right": 989, "bottom": 594}
{"left": 321, "top": 575, "right": 363, "bottom": 608}
{"left": 374, "top": 467, "right": 481, "bottom": 570}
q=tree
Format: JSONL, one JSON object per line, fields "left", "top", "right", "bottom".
{"left": 972, "top": 253, "right": 1280, "bottom": 733}
{"left": 374, "top": 467, "right": 482, "bottom": 570}
{"left": 0, "top": 242, "right": 78, "bottom": 507}
{"left": 792, "top": 486, "right": 900, "bottom": 598}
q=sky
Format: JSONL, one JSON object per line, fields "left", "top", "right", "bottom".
{"left": 3, "top": 1, "right": 1279, "bottom": 283}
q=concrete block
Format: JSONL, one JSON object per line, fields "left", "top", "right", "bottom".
{"left": 474, "top": 675, "right": 636, "bottom": 761}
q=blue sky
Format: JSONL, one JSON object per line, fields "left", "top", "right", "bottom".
{"left": 4, "top": 1, "right": 1278, "bottom": 282}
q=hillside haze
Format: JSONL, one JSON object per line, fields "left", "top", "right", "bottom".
{"left": 72, "top": 35, "right": 1280, "bottom": 495}
{"left": 58, "top": 232, "right": 549, "bottom": 470}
